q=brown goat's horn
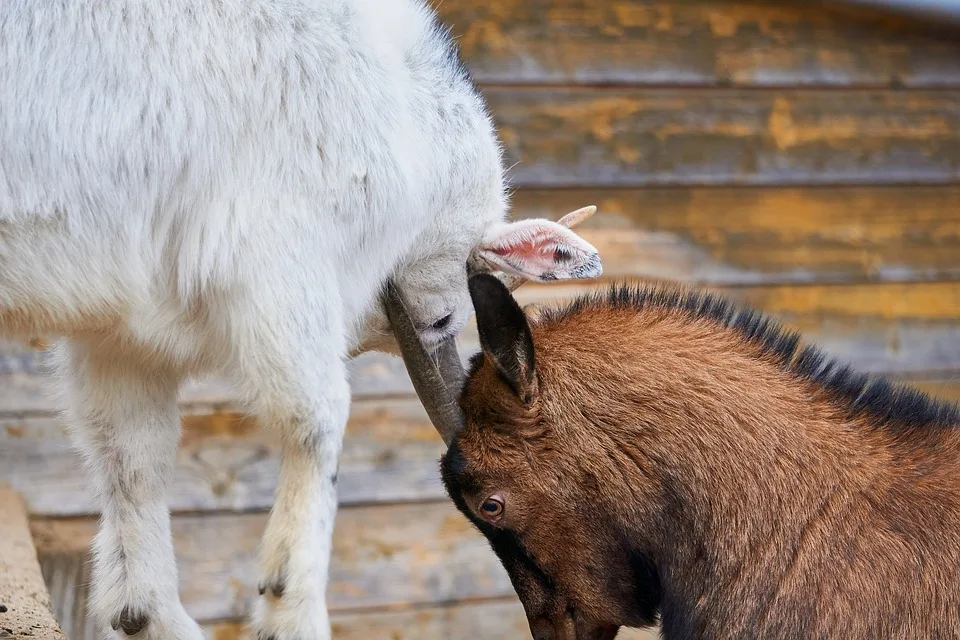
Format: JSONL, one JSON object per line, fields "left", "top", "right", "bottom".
{"left": 502, "top": 204, "right": 597, "bottom": 293}
{"left": 384, "top": 281, "right": 466, "bottom": 447}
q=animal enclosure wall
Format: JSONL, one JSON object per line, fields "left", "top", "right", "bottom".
{"left": 1, "top": 0, "right": 959, "bottom": 638}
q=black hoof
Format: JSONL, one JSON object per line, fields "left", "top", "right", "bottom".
{"left": 111, "top": 606, "right": 148, "bottom": 636}
{"left": 257, "top": 579, "right": 284, "bottom": 598}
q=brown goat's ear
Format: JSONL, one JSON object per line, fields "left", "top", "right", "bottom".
{"left": 469, "top": 274, "right": 537, "bottom": 403}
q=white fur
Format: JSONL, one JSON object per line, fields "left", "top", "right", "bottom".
{"left": 0, "top": 1, "right": 599, "bottom": 638}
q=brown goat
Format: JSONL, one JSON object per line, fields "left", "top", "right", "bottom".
{"left": 388, "top": 274, "right": 960, "bottom": 639}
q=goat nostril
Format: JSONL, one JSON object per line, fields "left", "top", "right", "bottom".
{"left": 431, "top": 313, "right": 453, "bottom": 331}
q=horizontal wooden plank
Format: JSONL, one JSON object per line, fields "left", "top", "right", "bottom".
{"left": 2, "top": 398, "right": 445, "bottom": 517}
{"left": 512, "top": 185, "right": 960, "bottom": 284}
{"left": 441, "top": 0, "right": 960, "bottom": 87}
{"left": 0, "top": 344, "right": 414, "bottom": 415}
{"left": 31, "top": 503, "right": 515, "bottom": 622}
{"left": 487, "top": 88, "right": 960, "bottom": 187}
{"left": 3, "top": 281, "right": 960, "bottom": 418}
{"left": 202, "top": 601, "right": 659, "bottom": 640}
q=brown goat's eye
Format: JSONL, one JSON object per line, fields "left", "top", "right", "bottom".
{"left": 479, "top": 495, "right": 505, "bottom": 522}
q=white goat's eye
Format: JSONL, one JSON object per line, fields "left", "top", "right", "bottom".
{"left": 431, "top": 313, "right": 453, "bottom": 330}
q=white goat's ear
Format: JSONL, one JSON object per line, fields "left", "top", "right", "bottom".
{"left": 472, "top": 219, "right": 602, "bottom": 282}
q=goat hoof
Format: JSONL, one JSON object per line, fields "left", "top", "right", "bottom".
{"left": 257, "top": 579, "right": 285, "bottom": 598}
{"left": 110, "top": 606, "right": 149, "bottom": 636}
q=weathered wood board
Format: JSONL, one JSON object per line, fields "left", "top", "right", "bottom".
{"left": 3, "top": 399, "right": 446, "bottom": 517}
{"left": 488, "top": 88, "right": 960, "bottom": 187}
{"left": 510, "top": 186, "right": 960, "bottom": 285}
{"left": 438, "top": 0, "right": 960, "bottom": 87}
{"left": 0, "top": 345, "right": 415, "bottom": 416}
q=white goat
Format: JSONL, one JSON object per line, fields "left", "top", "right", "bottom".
{"left": 0, "top": 0, "right": 601, "bottom": 638}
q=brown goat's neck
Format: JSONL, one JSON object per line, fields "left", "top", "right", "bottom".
{"left": 536, "top": 310, "right": 960, "bottom": 637}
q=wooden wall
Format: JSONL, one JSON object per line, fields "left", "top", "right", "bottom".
{"left": 1, "top": 1, "right": 959, "bottom": 638}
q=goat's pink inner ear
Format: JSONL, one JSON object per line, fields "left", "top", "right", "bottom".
{"left": 475, "top": 219, "right": 602, "bottom": 282}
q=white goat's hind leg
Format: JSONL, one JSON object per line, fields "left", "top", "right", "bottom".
{"left": 56, "top": 340, "right": 202, "bottom": 640}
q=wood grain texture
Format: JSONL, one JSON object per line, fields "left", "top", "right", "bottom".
{"left": 0, "top": 485, "right": 67, "bottom": 640}
{"left": 203, "top": 601, "right": 660, "bottom": 640}
{"left": 487, "top": 88, "right": 960, "bottom": 187}
{"left": 511, "top": 186, "right": 960, "bottom": 284}
{"left": 2, "top": 399, "right": 445, "bottom": 517}
{"left": 440, "top": 0, "right": 960, "bottom": 87}
{"left": 31, "top": 504, "right": 517, "bottom": 623}
{"left": 0, "top": 344, "right": 413, "bottom": 415}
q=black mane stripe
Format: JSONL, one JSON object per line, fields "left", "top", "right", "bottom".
{"left": 539, "top": 283, "right": 960, "bottom": 432}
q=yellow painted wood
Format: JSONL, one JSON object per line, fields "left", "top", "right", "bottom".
{"left": 511, "top": 186, "right": 960, "bottom": 284}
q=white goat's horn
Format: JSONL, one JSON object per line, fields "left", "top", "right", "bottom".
{"left": 383, "top": 281, "right": 466, "bottom": 447}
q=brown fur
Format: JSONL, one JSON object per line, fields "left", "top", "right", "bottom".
{"left": 441, "top": 277, "right": 960, "bottom": 639}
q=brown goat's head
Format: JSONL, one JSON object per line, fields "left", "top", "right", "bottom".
{"left": 438, "top": 274, "right": 661, "bottom": 639}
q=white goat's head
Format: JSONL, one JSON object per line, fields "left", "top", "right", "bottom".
{"left": 357, "top": 205, "right": 602, "bottom": 358}
{"left": 381, "top": 205, "right": 601, "bottom": 445}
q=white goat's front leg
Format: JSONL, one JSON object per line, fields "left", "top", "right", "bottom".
{"left": 224, "top": 288, "right": 351, "bottom": 640}
{"left": 253, "top": 383, "right": 348, "bottom": 640}
{"left": 56, "top": 339, "right": 202, "bottom": 640}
